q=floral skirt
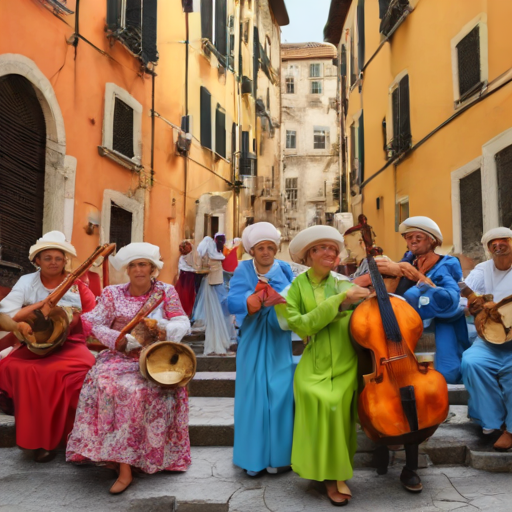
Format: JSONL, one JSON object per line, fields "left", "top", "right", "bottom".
{"left": 66, "top": 350, "right": 191, "bottom": 474}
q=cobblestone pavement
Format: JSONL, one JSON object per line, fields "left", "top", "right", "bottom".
{"left": 1, "top": 446, "right": 512, "bottom": 511}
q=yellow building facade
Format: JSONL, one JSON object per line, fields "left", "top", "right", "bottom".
{"left": 325, "top": 0, "right": 512, "bottom": 262}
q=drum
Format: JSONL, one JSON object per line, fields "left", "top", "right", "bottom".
{"left": 139, "top": 341, "right": 197, "bottom": 388}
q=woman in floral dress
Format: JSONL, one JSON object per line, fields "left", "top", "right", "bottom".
{"left": 66, "top": 243, "right": 191, "bottom": 494}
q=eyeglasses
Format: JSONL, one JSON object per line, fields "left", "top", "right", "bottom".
{"left": 404, "top": 233, "right": 429, "bottom": 243}
{"left": 313, "top": 245, "right": 339, "bottom": 255}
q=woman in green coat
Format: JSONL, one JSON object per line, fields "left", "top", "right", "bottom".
{"left": 281, "top": 226, "right": 370, "bottom": 506}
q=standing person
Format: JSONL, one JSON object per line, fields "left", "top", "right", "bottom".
{"left": 461, "top": 228, "right": 512, "bottom": 451}
{"left": 175, "top": 240, "right": 196, "bottom": 317}
{"left": 280, "top": 226, "right": 370, "bottom": 506}
{"left": 66, "top": 243, "right": 191, "bottom": 494}
{"left": 194, "top": 235, "right": 235, "bottom": 354}
{"left": 228, "top": 222, "right": 294, "bottom": 477}
{"left": 376, "top": 216, "right": 469, "bottom": 384}
{"left": 0, "top": 231, "right": 96, "bottom": 462}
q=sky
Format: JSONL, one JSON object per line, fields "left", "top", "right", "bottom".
{"left": 280, "top": 0, "right": 333, "bottom": 44}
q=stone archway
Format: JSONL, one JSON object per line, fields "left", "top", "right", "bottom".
{"left": 0, "top": 54, "right": 76, "bottom": 241}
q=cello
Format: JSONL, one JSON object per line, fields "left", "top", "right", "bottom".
{"left": 350, "top": 216, "right": 449, "bottom": 448}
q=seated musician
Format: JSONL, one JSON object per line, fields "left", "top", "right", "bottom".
{"left": 461, "top": 228, "right": 512, "bottom": 451}
{"left": 0, "top": 231, "right": 96, "bottom": 462}
{"left": 375, "top": 216, "right": 469, "bottom": 384}
{"left": 66, "top": 242, "right": 191, "bottom": 494}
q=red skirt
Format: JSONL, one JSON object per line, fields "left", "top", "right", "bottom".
{"left": 0, "top": 335, "right": 95, "bottom": 450}
{"left": 175, "top": 270, "right": 196, "bottom": 317}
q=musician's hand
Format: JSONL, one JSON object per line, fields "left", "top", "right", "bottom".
{"left": 247, "top": 292, "right": 264, "bottom": 315}
{"left": 376, "top": 260, "right": 402, "bottom": 277}
{"left": 397, "top": 262, "right": 421, "bottom": 281}
{"left": 468, "top": 295, "right": 487, "bottom": 317}
{"left": 125, "top": 333, "right": 142, "bottom": 352}
{"left": 17, "top": 322, "right": 33, "bottom": 339}
{"left": 344, "top": 285, "right": 371, "bottom": 304}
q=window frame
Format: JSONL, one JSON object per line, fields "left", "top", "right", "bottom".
{"left": 313, "top": 127, "right": 329, "bottom": 150}
{"left": 99, "top": 82, "right": 142, "bottom": 171}
{"left": 386, "top": 71, "right": 411, "bottom": 158}
{"left": 311, "top": 80, "right": 323, "bottom": 94}
{"left": 451, "top": 14, "right": 488, "bottom": 108}
{"left": 309, "top": 63, "right": 322, "bottom": 78}
{"left": 100, "top": 189, "right": 144, "bottom": 246}
{"left": 286, "top": 130, "right": 297, "bottom": 149}
{"left": 285, "top": 177, "right": 298, "bottom": 210}
{"left": 395, "top": 196, "right": 410, "bottom": 232}
{"left": 285, "top": 76, "right": 295, "bottom": 94}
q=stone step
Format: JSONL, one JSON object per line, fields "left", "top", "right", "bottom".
{"left": 3, "top": 403, "right": 511, "bottom": 473}
{"left": 196, "top": 355, "right": 237, "bottom": 373}
{"left": 189, "top": 372, "right": 235, "bottom": 398}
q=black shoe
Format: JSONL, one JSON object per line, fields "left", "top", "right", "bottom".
{"left": 33, "top": 448, "right": 56, "bottom": 463}
{"left": 400, "top": 466, "right": 423, "bottom": 493}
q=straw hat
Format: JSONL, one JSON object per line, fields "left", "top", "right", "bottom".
{"left": 28, "top": 231, "right": 77, "bottom": 262}
{"left": 109, "top": 242, "right": 164, "bottom": 271}
{"left": 289, "top": 225, "right": 344, "bottom": 264}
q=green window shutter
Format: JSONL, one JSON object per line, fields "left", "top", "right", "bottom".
{"left": 200, "top": 86, "right": 212, "bottom": 149}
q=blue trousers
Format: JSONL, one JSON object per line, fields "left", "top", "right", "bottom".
{"left": 461, "top": 338, "right": 512, "bottom": 431}
{"left": 432, "top": 315, "right": 470, "bottom": 384}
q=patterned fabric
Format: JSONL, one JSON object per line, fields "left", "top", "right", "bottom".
{"left": 66, "top": 281, "right": 191, "bottom": 474}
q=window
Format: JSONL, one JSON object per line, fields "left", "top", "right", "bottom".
{"left": 106, "top": 0, "right": 158, "bottom": 65}
{"left": 379, "top": 0, "right": 410, "bottom": 36}
{"left": 310, "top": 63, "right": 322, "bottom": 77}
{"left": 201, "top": 0, "right": 228, "bottom": 56}
{"left": 459, "top": 169, "right": 485, "bottom": 260}
{"left": 311, "top": 81, "right": 322, "bottom": 94}
{"left": 100, "top": 83, "right": 142, "bottom": 170}
{"left": 495, "top": 144, "right": 512, "bottom": 229}
{"left": 350, "top": 112, "right": 364, "bottom": 185}
{"left": 395, "top": 197, "right": 409, "bottom": 231}
{"left": 286, "top": 130, "right": 296, "bottom": 149}
{"left": 285, "top": 178, "right": 298, "bottom": 210}
{"left": 389, "top": 74, "right": 411, "bottom": 155}
{"left": 215, "top": 104, "right": 226, "bottom": 158}
{"left": 456, "top": 26, "right": 482, "bottom": 101}
{"left": 285, "top": 77, "right": 295, "bottom": 94}
{"left": 113, "top": 98, "right": 134, "bottom": 158}
{"left": 110, "top": 202, "right": 132, "bottom": 251}
{"left": 200, "top": 86, "right": 212, "bottom": 150}
{"left": 314, "top": 128, "right": 328, "bottom": 149}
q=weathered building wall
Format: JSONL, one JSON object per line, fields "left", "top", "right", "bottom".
{"left": 281, "top": 44, "right": 339, "bottom": 241}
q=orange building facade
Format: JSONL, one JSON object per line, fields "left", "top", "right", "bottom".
{"left": 0, "top": 0, "right": 288, "bottom": 286}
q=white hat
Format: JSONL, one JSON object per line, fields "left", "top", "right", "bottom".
{"left": 242, "top": 222, "right": 281, "bottom": 253}
{"left": 399, "top": 216, "right": 443, "bottom": 245}
{"left": 29, "top": 231, "right": 77, "bottom": 261}
{"left": 481, "top": 227, "right": 512, "bottom": 257}
{"left": 109, "top": 242, "right": 164, "bottom": 271}
{"left": 481, "top": 227, "right": 512, "bottom": 247}
{"left": 289, "top": 225, "right": 344, "bottom": 264}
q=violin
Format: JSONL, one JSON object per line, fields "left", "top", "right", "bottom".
{"left": 350, "top": 215, "right": 449, "bottom": 444}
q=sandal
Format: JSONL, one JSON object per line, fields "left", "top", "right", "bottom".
{"left": 400, "top": 467, "right": 423, "bottom": 493}
{"left": 109, "top": 476, "right": 133, "bottom": 495}
{"left": 325, "top": 481, "right": 349, "bottom": 507}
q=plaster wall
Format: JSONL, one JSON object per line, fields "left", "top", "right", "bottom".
{"left": 281, "top": 55, "right": 339, "bottom": 236}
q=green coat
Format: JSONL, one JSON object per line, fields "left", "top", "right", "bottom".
{"left": 280, "top": 269, "right": 358, "bottom": 481}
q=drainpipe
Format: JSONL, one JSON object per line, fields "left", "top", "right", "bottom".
{"left": 150, "top": 70, "right": 155, "bottom": 186}
{"left": 184, "top": 11, "right": 190, "bottom": 237}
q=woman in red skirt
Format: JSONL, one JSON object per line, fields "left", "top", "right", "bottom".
{"left": 175, "top": 241, "right": 196, "bottom": 317}
{"left": 0, "top": 231, "right": 95, "bottom": 462}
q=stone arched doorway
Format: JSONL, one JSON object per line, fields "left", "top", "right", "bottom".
{"left": 0, "top": 74, "right": 46, "bottom": 286}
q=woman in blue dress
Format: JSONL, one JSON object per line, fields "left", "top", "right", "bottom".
{"left": 228, "top": 222, "right": 294, "bottom": 476}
